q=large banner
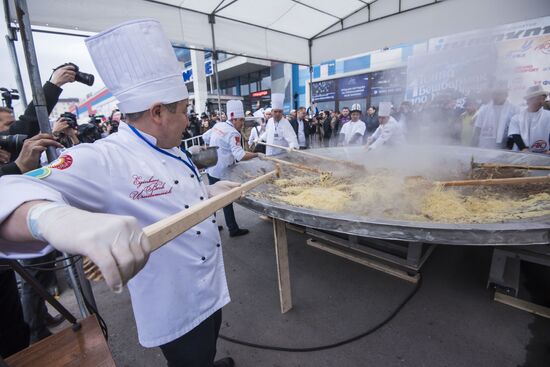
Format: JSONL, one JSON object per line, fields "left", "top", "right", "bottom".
{"left": 406, "top": 16, "right": 550, "bottom": 105}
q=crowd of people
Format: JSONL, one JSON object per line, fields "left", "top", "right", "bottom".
{"left": 0, "top": 18, "right": 549, "bottom": 367}
{"left": 204, "top": 83, "right": 550, "bottom": 155}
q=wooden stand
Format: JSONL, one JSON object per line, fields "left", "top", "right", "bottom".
{"left": 5, "top": 315, "right": 115, "bottom": 367}
{"left": 494, "top": 292, "right": 550, "bottom": 319}
{"left": 273, "top": 218, "right": 293, "bottom": 313}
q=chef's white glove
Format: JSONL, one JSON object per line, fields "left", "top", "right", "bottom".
{"left": 207, "top": 180, "right": 240, "bottom": 198}
{"left": 27, "top": 202, "right": 151, "bottom": 292}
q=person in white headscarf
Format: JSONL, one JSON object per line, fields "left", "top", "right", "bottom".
{"left": 472, "top": 82, "right": 519, "bottom": 149}
{"left": 258, "top": 93, "right": 298, "bottom": 155}
{"left": 366, "top": 102, "right": 406, "bottom": 151}
{"left": 508, "top": 85, "right": 550, "bottom": 154}
{"left": 0, "top": 19, "right": 236, "bottom": 367}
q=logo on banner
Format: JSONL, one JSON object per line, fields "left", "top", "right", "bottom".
{"left": 505, "top": 40, "right": 534, "bottom": 59}
{"left": 535, "top": 40, "right": 550, "bottom": 54}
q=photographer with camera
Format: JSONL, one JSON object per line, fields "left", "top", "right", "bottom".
{"left": 0, "top": 64, "right": 78, "bottom": 175}
{"left": 52, "top": 112, "right": 80, "bottom": 148}
{"left": 0, "top": 63, "right": 89, "bottom": 356}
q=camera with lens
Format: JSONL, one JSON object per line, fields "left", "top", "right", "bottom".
{"left": 0, "top": 133, "right": 27, "bottom": 156}
{"left": 60, "top": 112, "right": 78, "bottom": 129}
{"left": 0, "top": 88, "right": 20, "bottom": 109}
{"left": 53, "top": 62, "right": 94, "bottom": 86}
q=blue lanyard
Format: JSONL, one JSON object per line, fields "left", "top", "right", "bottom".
{"left": 128, "top": 124, "right": 201, "bottom": 182}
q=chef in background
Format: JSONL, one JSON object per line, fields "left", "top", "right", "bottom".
{"left": 472, "top": 81, "right": 519, "bottom": 149}
{"left": 366, "top": 102, "right": 406, "bottom": 151}
{"left": 258, "top": 93, "right": 298, "bottom": 156}
{"left": 206, "top": 100, "right": 259, "bottom": 237}
{"left": 339, "top": 103, "right": 366, "bottom": 146}
{"left": 508, "top": 85, "right": 550, "bottom": 154}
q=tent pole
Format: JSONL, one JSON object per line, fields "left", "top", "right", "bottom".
{"left": 3, "top": 0, "right": 27, "bottom": 107}
{"left": 308, "top": 39, "right": 313, "bottom": 106}
{"left": 209, "top": 14, "right": 222, "bottom": 114}
{"left": 14, "top": 0, "right": 95, "bottom": 319}
{"left": 14, "top": 0, "right": 55, "bottom": 161}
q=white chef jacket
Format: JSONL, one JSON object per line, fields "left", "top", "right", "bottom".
{"left": 340, "top": 120, "right": 366, "bottom": 145}
{"left": 248, "top": 125, "right": 264, "bottom": 147}
{"left": 0, "top": 122, "right": 230, "bottom": 348}
{"left": 297, "top": 120, "right": 307, "bottom": 147}
{"left": 259, "top": 117, "right": 299, "bottom": 156}
{"left": 474, "top": 101, "right": 519, "bottom": 149}
{"left": 508, "top": 107, "right": 550, "bottom": 153}
{"left": 206, "top": 120, "right": 246, "bottom": 179}
{"left": 368, "top": 117, "right": 406, "bottom": 150}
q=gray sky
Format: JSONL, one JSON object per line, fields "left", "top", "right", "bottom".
{"left": 0, "top": 5, "right": 105, "bottom": 115}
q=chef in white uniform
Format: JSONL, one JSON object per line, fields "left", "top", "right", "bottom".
{"left": 366, "top": 102, "right": 406, "bottom": 151}
{"left": 473, "top": 82, "right": 519, "bottom": 149}
{"left": 339, "top": 103, "right": 366, "bottom": 146}
{"left": 509, "top": 85, "right": 550, "bottom": 154}
{"left": 0, "top": 19, "right": 236, "bottom": 367}
{"left": 206, "top": 100, "right": 258, "bottom": 237}
{"left": 258, "top": 94, "right": 298, "bottom": 156}
{"left": 247, "top": 109, "right": 267, "bottom": 148}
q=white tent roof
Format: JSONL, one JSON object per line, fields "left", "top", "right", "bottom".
{"left": 9, "top": 0, "right": 550, "bottom": 66}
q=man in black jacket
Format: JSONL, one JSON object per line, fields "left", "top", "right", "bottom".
{"left": 0, "top": 65, "right": 73, "bottom": 357}
{"left": 289, "top": 107, "right": 312, "bottom": 149}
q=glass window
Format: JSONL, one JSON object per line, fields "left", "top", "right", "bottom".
{"left": 250, "top": 82, "right": 258, "bottom": 93}
{"left": 241, "top": 83, "right": 250, "bottom": 96}
{"left": 261, "top": 75, "right": 271, "bottom": 90}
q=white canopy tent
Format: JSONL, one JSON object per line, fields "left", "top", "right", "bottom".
{"left": 7, "top": 0, "right": 550, "bottom": 66}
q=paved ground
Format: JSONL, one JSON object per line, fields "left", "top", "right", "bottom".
{"left": 53, "top": 205, "right": 550, "bottom": 367}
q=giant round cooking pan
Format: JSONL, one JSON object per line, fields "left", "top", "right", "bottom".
{"left": 223, "top": 145, "right": 550, "bottom": 246}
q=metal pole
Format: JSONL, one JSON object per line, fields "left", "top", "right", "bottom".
{"left": 14, "top": 0, "right": 56, "bottom": 162}
{"left": 15, "top": 0, "right": 94, "bottom": 318}
{"left": 209, "top": 14, "right": 222, "bottom": 113}
{"left": 5, "top": 36, "right": 28, "bottom": 108}
{"left": 308, "top": 39, "right": 313, "bottom": 108}
{"left": 3, "top": 0, "right": 28, "bottom": 107}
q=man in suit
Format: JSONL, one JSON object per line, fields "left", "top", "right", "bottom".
{"left": 289, "top": 107, "right": 312, "bottom": 149}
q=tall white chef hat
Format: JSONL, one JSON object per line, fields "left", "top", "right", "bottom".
{"left": 85, "top": 19, "right": 189, "bottom": 114}
{"left": 378, "top": 101, "right": 392, "bottom": 117}
{"left": 271, "top": 93, "right": 285, "bottom": 110}
{"left": 227, "top": 100, "right": 244, "bottom": 119}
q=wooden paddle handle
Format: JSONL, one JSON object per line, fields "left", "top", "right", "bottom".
{"left": 437, "top": 174, "right": 550, "bottom": 187}
{"left": 260, "top": 155, "right": 326, "bottom": 174}
{"left": 144, "top": 168, "right": 279, "bottom": 251}
{"left": 473, "top": 162, "right": 550, "bottom": 171}
{"left": 258, "top": 141, "right": 364, "bottom": 169}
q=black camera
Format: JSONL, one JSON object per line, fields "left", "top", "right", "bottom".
{"left": 53, "top": 63, "right": 94, "bottom": 86}
{"left": 0, "top": 88, "right": 19, "bottom": 109}
{"left": 60, "top": 112, "right": 78, "bottom": 129}
{"left": 0, "top": 134, "right": 27, "bottom": 156}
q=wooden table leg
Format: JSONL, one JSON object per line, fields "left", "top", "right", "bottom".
{"left": 273, "top": 218, "right": 293, "bottom": 313}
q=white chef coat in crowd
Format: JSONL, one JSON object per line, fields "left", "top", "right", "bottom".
{"left": 297, "top": 119, "right": 307, "bottom": 147}
{"left": 368, "top": 117, "right": 406, "bottom": 150}
{"left": 508, "top": 107, "right": 550, "bottom": 153}
{"left": 248, "top": 125, "right": 264, "bottom": 147}
{"left": 206, "top": 120, "right": 246, "bottom": 179}
{"left": 259, "top": 117, "right": 299, "bottom": 156}
{"left": 340, "top": 120, "right": 366, "bottom": 145}
{"left": 474, "top": 101, "right": 519, "bottom": 149}
{"left": 0, "top": 122, "right": 230, "bottom": 348}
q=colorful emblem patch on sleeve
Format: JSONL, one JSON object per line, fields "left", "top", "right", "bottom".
{"left": 25, "top": 166, "right": 52, "bottom": 179}
{"left": 48, "top": 154, "right": 73, "bottom": 170}
{"left": 235, "top": 136, "right": 241, "bottom": 146}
